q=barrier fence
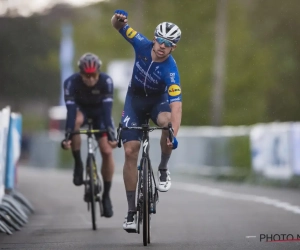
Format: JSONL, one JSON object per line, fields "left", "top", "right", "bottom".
{"left": 0, "top": 106, "right": 34, "bottom": 235}
{"left": 28, "top": 106, "right": 300, "bottom": 183}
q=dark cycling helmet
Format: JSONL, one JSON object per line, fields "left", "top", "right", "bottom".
{"left": 78, "top": 53, "right": 102, "bottom": 73}
{"left": 154, "top": 22, "right": 181, "bottom": 44}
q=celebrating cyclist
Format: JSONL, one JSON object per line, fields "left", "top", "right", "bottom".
{"left": 61, "top": 53, "right": 117, "bottom": 218}
{"left": 111, "top": 10, "right": 182, "bottom": 232}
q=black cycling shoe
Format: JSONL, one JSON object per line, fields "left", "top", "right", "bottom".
{"left": 102, "top": 195, "right": 113, "bottom": 218}
{"left": 73, "top": 163, "right": 83, "bottom": 186}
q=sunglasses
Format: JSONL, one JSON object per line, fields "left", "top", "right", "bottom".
{"left": 81, "top": 72, "right": 99, "bottom": 79}
{"left": 155, "top": 36, "right": 175, "bottom": 47}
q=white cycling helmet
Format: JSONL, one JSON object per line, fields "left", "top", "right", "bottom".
{"left": 154, "top": 22, "right": 181, "bottom": 44}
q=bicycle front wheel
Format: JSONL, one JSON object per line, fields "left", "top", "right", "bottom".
{"left": 142, "top": 158, "right": 150, "bottom": 246}
{"left": 87, "top": 154, "right": 97, "bottom": 230}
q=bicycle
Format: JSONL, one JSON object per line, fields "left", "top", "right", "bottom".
{"left": 117, "top": 118, "right": 174, "bottom": 246}
{"left": 70, "top": 119, "right": 108, "bottom": 231}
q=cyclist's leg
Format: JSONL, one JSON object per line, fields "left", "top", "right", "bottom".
{"left": 98, "top": 134, "right": 114, "bottom": 184}
{"left": 71, "top": 109, "right": 85, "bottom": 186}
{"left": 94, "top": 116, "right": 115, "bottom": 218}
{"left": 150, "top": 97, "right": 172, "bottom": 191}
{"left": 94, "top": 116, "right": 115, "bottom": 183}
{"left": 121, "top": 93, "right": 145, "bottom": 231}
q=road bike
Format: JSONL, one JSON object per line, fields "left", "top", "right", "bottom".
{"left": 117, "top": 118, "right": 174, "bottom": 246}
{"left": 70, "top": 119, "right": 107, "bottom": 230}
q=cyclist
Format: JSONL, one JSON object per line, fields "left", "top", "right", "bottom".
{"left": 111, "top": 10, "right": 182, "bottom": 232}
{"left": 61, "top": 53, "right": 117, "bottom": 218}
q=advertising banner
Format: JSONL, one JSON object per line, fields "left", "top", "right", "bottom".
{"left": 0, "top": 107, "right": 11, "bottom": 202}
{"left": 291, "top": 122, "right": 300, "bottom": 175}
{"left": 250, "top": 122, "right": 292, "bottom": 180}
{"left": 5, "top": 113, "right": 22, "bottom": 190}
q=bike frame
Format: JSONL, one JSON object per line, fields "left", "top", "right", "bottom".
{"left": 117, "top": 120, "right": 174, "bottom": 246}
{"left": 139, "top": 123, "right": 158, "bottom": 213}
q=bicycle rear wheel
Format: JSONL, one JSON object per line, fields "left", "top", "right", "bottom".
{"left": 87, "top": 154, "right": 97, "bottom": 230}
{"left": 142, "top": 158, "right": 150, "bottom": 246}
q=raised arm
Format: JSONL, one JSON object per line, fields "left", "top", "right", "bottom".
{"left": 111, "top": 10, "right": 128, "bottom": 31}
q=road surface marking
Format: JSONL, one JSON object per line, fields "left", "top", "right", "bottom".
{"left": 173, "top": 182, "right": 300, "bottom": 215}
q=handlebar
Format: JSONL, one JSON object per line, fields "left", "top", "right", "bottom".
{"left": 116, "top": 122, "right": 174, "bottom": 148}
{"left": 68, "top": 127, "right": 116, "bottom": 142}
{"left": 69, "top": 129, "right": 107, "bottom": 135}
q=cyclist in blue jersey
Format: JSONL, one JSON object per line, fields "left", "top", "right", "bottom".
{"left": 61, "top": 53, "right": 117, "bottom": 218}
{"left": 111, "top": 10, "right": 182, "bottom": 232}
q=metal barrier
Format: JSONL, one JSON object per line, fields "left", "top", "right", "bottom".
{"left": 0, "top": 106, "right": 34, "bottom": 235}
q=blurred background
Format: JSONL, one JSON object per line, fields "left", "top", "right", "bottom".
{"left": 1, "top": 0, "right": 300, "bottom": 185}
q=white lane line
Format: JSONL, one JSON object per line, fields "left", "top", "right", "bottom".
{"left": 173, "top": 182, "right": 300, "bottom": 215}
{"left": 246, "top": 236, "right": 257, "bottom": 239}
{"left": 114, "top": 175, "right": 300, "bottom": 215}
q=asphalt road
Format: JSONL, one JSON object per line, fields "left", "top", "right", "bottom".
{"left": 1, "top": 166, "right": 300, "bottom": 250}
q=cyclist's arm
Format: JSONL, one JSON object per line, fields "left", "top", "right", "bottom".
{"left": 64, "top": 79, "right": 77, "bottom": 138}
{"left": 166, "top": 65, "right": 182, "bottom": 136}
{"left": 102, "top": 76, "right": 115, "bottom": 140}
{"left": 111, "top": 13, "right": 127, "bottom": 31}
{"left": 111, "top": 12, "right": 149, "bottom": 49}
{"left": 170, "top": 102, "right": 182, "bottom": 136}
{"left": 102, "top": 100, "right": 113, "bottom": 129}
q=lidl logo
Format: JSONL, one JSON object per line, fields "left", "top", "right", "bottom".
{"left": 168, "top": 84, "right": 181, "bottom": 96}
{"left": 126, "top": 28, "right": 137, "bottom": 39}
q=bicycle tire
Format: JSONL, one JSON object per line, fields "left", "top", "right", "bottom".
{"left": 142, "top": 158, "right": 149, "bottom": 246}
{"left": 137, "top": 160, "right": 144, "bottom": 234}
{"left": 147, "top": 166, "right": 153, "bottom": 244}
{"left": 88, "top": 154, "right": 97, "bottom": 230}
{"left": 96, "top": 163, "right": 104, "bottom": 217}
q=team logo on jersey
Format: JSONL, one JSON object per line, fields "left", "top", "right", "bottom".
{"left": 170, "top": 72, "right": 176, "bottom": 83}
{"left": 126, "top": 28, "right": 137, "bottom": 39}
{"left": 168, "top": 84, "right": 181, "bottom": 97}
{"left": 124, "top": 116, "right": 130, "bottom": 126}
{"left": 136, "top": 34, "right": 144, "bottom": 41}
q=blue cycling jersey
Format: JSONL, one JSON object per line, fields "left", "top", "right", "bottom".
{"left": 119, "top": 24, "right": 182, "bottom": 103}
{"left": 63, "top": 72, "right": 114, "bottom": 134}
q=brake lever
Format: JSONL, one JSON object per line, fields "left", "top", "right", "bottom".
{"left": 167, "top": 122, "right": 174, "bottom": 143}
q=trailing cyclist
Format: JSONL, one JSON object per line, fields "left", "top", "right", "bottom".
{"left": 61, "top": 53, "right": 117, "bottom": 218}
{"left": 111, "top": 10, "right": 182, "bottom": 232}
